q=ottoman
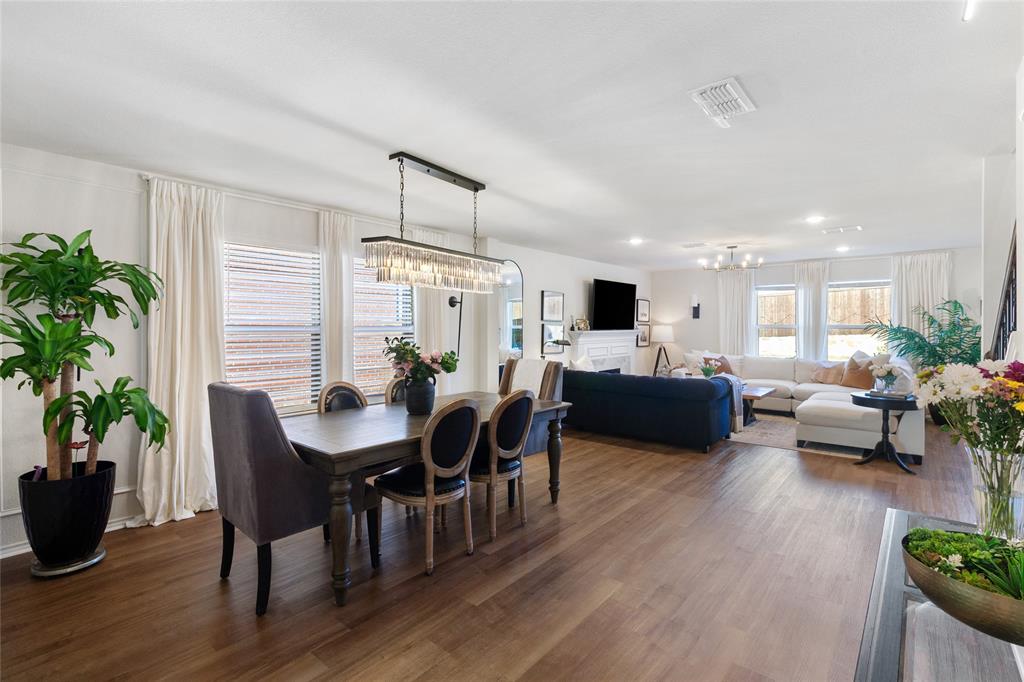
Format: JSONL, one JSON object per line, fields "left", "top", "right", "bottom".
{"left": 794, "top": 392, "right": 925, "bottom": 461}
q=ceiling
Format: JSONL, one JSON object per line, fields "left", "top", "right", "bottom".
{"left": 2, "top": 2, "right": 1020, "bottom": 270}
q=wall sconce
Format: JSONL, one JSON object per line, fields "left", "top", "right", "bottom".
{"left": 690, "top": 294, "right": 700, "bottom": 319}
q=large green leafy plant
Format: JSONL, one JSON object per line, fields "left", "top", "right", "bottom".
{"left": 865, "top": 300, "right": 981, "bottom": 368}
{"left": 0, "top": 231, "right": 167, "bottom": 481}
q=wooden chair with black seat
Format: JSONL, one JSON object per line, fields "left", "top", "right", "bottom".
{"left": 207, "top": 382, "right": 381, "bottom": 616}
{"left": 384, "top": 376, "right": 406, "bottom": 405}
{"left": 373, "top": 398, "right": 480, "bottom": 575}
{"left": 470, "top": 389, "right": 534, "bottom": 540}
{"left": 316, "top": 381, "right": 378, "bottom": 548}
{"left": 497, "top": 358, "right": 563, "bottom": 507}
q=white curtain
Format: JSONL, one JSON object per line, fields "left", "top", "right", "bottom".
{"left": 319, "top": 210, "right": 354, "bottom": 384}
{"left": 132, "top": 178, "right": 225, "bottom": 526}
{"left": 409, "top": 226, "right": 453, "bottom": 394}
{"left": 795, "top": 260, "right": 830, "bottom": 361}
{"left": 891, "top": 251, "right": 951, "bottom": 334}
{"left": 717, "top": 269, "right": 756, "bottom": 355}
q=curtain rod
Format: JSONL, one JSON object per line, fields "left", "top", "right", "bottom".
{"left": 139, "top": 171, "right": 396, "bottom": 229}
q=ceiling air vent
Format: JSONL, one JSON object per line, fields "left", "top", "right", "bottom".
{"left": 689, "top": 77, "right": 756, "bottom": 128}
{"left": 822, "top": 225, "right": 863, "bottom": 235}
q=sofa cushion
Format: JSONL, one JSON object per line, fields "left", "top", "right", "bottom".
{"left": 744, "top": 378, "right": 797, "bottom": 399}
{"left": 792, "top": 382, "right": 857, "bottom": 401}
{"left": 811, "top": 362, "right": 845, "bottom": 384}
{"left": 794, "top": 359, "right": 820, "bottom": 384}
{"left": 741, "top": 356, "right": 795, "bottom": 381}
{"left": 795, "top": 394, "right": 897, "bottom": 431}
{"left": 841, "top": 355, "right": 875, "bottom": 389}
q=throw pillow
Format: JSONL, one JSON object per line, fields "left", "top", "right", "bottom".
{"left": 703, "top": 354, "right": 733, "bottom": 375}
{"left": 840, "top": 355, "right": 874, "bottom": 390}
{"left": 811, "top": 362, "right": 845, "bottom": 385}
{"left": 570, "top": 355, "right": 596, "bottom": 372}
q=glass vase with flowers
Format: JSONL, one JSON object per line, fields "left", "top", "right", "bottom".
{"left": 918, "top": 360, "right": 1024, "bottom": 541}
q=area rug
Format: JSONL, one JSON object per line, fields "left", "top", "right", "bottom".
{"left": 731, "top": 412, "right": 865, "bottom": 459}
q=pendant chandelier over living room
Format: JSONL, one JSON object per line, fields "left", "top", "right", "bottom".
{"left": 701, "top": 245, "right": 764, "bottom": 271}
{"left": 361, "top": 152, "right": 504, "bottom": 293}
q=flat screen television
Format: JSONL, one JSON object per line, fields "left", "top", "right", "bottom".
{"left": 591, "top": 279, "right": 637, "bottom": 330}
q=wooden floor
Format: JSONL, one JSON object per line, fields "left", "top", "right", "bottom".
{"left": 2, "top": 425, "right": 975, "bottom": 681}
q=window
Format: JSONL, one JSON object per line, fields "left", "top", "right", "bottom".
{"left": 827, "top": 281, "right": 891, "bottom": 360}
{"left": 507, "top": 299, "right": 523, "bottom": 354}
{"left": 757, "top": 286, "right": 796, "bottom": 358}
{"left": 224, "top": 243, "right": 322, "bottom": 411}
{"left": 353, "top": 258, "right": 414, "bottom": 397}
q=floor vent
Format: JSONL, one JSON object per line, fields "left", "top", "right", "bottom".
{"left": 689, "top": 77, "right": 756, "bottom": 128}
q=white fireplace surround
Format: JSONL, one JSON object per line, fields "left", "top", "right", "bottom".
{"left": 566, "top": 329, "right": 638, "bottom": 374}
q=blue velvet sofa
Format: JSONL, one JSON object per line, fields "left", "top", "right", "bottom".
{"left": 562, "top": 370, "right": 732, "bottom": 452}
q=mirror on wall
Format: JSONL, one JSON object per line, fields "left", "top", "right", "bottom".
{"left": 497, "top": 259, "right": 524, "bottom": 360}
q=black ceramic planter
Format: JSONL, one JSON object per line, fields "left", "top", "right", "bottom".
{"left": 18, "top": 461, "right": 115, "bottom": 577}
{"left": 406, "top": 379, "right": 436, "bottom": 415}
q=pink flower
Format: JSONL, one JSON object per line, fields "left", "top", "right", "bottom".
{"left": 430, "top": 362, "right": 442, "bottom": 372}
{"left": 402, "top": 360, "right": 413, "bottom": 370}
{"left": 431, "top": 350, "right": 442, "bottom": 361}
{"left": 420, "top": 353, "right": 432, "bottom": 364}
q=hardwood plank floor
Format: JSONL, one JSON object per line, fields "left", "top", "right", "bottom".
{"left": 1, "top": 425, "right": 975, "bottom": 681}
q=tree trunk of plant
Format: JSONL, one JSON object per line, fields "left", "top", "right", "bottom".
{"left": 84, "top": 432, "right": 100, "bottom": 476}
{"left": 41, "top": 379, "right": 62, "bottom": 481}
{"left": 59, "top": 360, "right": 75, "bottom": 479}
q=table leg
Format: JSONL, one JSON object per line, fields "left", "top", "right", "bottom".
{"left": 743, "top": 399, "right": 756, "bottom": 426}
{"left": 547, "top": 418, "right": 562, "bottom": 504}
{"left": 329, "top": 475, "right": 353, "bottom": 605}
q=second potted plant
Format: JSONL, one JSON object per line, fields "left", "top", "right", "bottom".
{"left": 383, "top": 337, "right": 458, "bottom": 415}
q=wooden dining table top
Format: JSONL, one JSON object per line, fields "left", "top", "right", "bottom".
{"left": 281, "top": 391, "right": 571, "bottom": 460}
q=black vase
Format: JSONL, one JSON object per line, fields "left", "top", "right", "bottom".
{"left": 928, "top": 403, "right": 948, "bottom": 427}
{"left": 406, "top": 378, "right": 436, "bottom": 415}
{"left": 18, "top": 461, "right": 115, "bottom": 576}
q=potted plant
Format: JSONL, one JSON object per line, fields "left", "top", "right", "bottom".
{"left": 917, "top": 360, "right": 1024, "bottom": 541}
{"left": 699, "top": 357, "right": 720, "bottom": 378}
{"left": 383, "top": 337, "right": 458, "bottom": 415}
{"left": 866, "top": 299, "right": 981, "bottom": 423}
{"left": 0, "top": 230, "right": 167, "bottom": 576}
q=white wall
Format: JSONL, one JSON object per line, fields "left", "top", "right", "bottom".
{"left": 2, "top": 145, "right": 149, "bottom": 554}
{"left": 982, "top": 153, "right": 1016, "bottom": 347}
{"left": 480, "top": 239, "right": 654, "bottom": 387}
{"left": 651, "top": 248, "right": 983, "bottom": 359}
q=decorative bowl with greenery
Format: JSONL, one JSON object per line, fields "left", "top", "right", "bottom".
{"left": 0, "top": 230, "right": 167, "bottom": 574}
{"left": 902, "top": 527, "right": 1023, "bottom": 645}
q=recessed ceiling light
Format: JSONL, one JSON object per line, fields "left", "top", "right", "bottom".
{"left": 962, "top": 0, "right": 977, "bottom": 21}
{"left": 805, "top": 215, "right": 826, "bottom": 225}
{"left": 698, "top": 258, "right": 708, "bottom": 266}
{"left": 836, "top": 245, "right": 851, "bottom": 253}
{"left": 628, "top": 237, "right": 644, "bottom": 245}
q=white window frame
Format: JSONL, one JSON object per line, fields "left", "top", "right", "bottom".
{"left": 756, "top": 284, "right": 797, "bottom": 358}
{"left": 223, "top": 241, "right": 323, "bottom": 415}
{"left": 825, "top": 279, "right": 892, "bottom": 360}
{"left": 352, "top": 257, "right": 414, "bottom": 400}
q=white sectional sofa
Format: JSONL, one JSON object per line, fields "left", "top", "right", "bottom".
{"left": 673, "top": 351, "right": 926, "bottom": 460}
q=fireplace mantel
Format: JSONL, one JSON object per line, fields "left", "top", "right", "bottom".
{"left": 565, "top": 329, "right": 638, "bottom": 374}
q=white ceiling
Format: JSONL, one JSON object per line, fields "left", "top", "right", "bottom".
{"left": 2, "top": 2, "right": 1020, "bottom": 270}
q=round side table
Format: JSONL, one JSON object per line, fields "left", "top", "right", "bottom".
{"left": 850, "top": 391, "right": 919, "bottom": 475}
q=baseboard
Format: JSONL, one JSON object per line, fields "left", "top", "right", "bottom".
{"left": 0, "top": 514, "right": 134, "bottom": 559}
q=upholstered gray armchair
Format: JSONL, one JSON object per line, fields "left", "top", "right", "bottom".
{"left": 208, "top": 382, "right": 377, "bottom": 615}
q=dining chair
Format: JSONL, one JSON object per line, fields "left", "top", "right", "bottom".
{"left": 208, "top": 382, "right": 380, "bottom": 616}
{"left": 384, "top": 376, "right": 406, "bottom": 405}
{"left": 470, "top": 389, "right": 534, "bottom": 540}
{"left": 373, "top": 398, "right": 480, "bottom": 575}
{"left": 497, "top": 358, "right": 563, "bottom": 506}
{"left": 316, "top": 381, "right": 377, "bottom": 545}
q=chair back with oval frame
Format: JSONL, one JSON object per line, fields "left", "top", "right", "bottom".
{"left": 384, "top": 376, "right": 406, "bottom": 405}
{"left": 318, "top": 381, "right": 368, "bottom": 413}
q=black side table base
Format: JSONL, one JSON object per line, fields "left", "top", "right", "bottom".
{"left": 849, "top": 394, "right": 919, "bottom": 476}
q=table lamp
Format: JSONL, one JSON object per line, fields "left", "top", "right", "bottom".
{"left": 651, "top": 325, "right": 674, "bottom": 376}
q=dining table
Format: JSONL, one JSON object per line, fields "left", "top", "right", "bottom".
{"left": 281, "top": 390, "right": 572, "bottom": 606}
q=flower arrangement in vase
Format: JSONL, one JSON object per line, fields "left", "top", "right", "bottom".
{"left": 869, "top": 358, "right": 901, "bottom": 394}
{"left": 699, "top": 357, "right": 720, "bottom": 378}
{"left": 383, "top": 337, "right": 458, "bottom": 415}
{"left": 918, "top": 360, "right": 1024, "bottom": 541}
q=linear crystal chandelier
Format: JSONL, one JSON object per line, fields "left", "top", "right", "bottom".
{"left": 362, "top": 153, "right": 503, "bottom": 294}
{"left": 700, "top": 245, "right": 764, "bottom": 272}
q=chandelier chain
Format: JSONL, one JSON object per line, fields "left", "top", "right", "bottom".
{"left": 398, "top": 158, "right": 405, "bottom": 240}
{"left": 473, "top": 190, "right": 479, "bottom": 254}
